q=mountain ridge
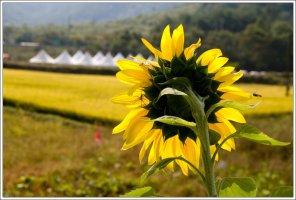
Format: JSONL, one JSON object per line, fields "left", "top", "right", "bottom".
{"left": 3, "top": 2, "right": 183, "bottom": 26}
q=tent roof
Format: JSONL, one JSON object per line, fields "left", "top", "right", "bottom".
{"left": 94, "top": 52, "right": 115, "bottom": 67}
{"left": 72, "top": 50, "right": 84, "bottom": 61}
{"left": 29, "top": 49, "right": 54, "bottom": 63}
{"left": 54, "top": 50, "right": 74, "bottom": 64}
{"left": 78, "top": 52, "right": 93, "bottom": 66}
{"left": 113, "top": 52, "right": 125, "bottom": 61}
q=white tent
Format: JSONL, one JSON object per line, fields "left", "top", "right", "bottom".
{"left": 98, "top": 52, "right": 115, "bottom": 67}
{"left": 78, "top": 51, "right": 93, "bottom": 66}
{"left": 113, "top": 52, "right": 125, "bottom": 63}
{"left": 29, "top": 49, "right": 55, "bottom": 63}
{"left": 72, "top": 50, "right": 84, "bottom": 63}
{"left": 126, "top": 53, "right": 134, "bottom": 60}
{"left": 147, "top": 55, "right": 156, "bottom": 61}
{"left": 54, "top": 50, "right": 74, "bottom": 64}
{"left": 135, "top": 53, "right": 144, "bottom": 59}
{"left": 92, "top": 51, "right": 105, "bottom": 65}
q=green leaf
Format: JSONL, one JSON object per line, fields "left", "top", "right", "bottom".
{"left": 218, "top": 177, "right": 257, "bottom": 197}
{"left": 234, "top": 125, "right": 290, "bottom": 146}
{"left": 270, "top": 186, "right": 293, "bottom": 197}
{"left": 209, "top": 130, "right": 221, "bottom": 145}
{"left": 141, "top": 157, "right": 177, "bottom": 184}
{"left": 154, "top": 87, "right": 187, "bottom": 104}
{"left": 141, "top": 156, "right": 206, "bottom": 184}
{"left": 149, "top": 115, "right": 196, "bottom": 128}
{"left": 120, "top": 186, "right": 154, "bottom": 197}
{"left": 206, "top": 100, "right": 260, "bottom": 119}
{"left": 211, "top": 124, "right": 290, "bottom": 163}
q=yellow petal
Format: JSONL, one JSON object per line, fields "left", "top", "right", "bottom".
{"left": 196, "top": 48, "right": 222, "bottom": 66}
{"left": 215, "top": 107, "right": 246, "bottom": 123}
{"left": 220, "top": 86, "right": 252, "bottom": 101}
{"left": 209, "top": 123, "right": 236, "bottom": 151}
{"left": 116, "top": 69, "right": 151, "bottom": 87}
{"left": 219, "top": 86, "right": 252, "bottom": 101}
{"left": 141, "top": 38, "right": 162, "bottom": 60}
{"left": 184, "top": 38, "right": 202, "bottom": 60}
{"left": 161, "top": 25, "right": 173, "bottom": 61}
{"left": 131, "top": 56, "right": 160, "bottom": 68}
{"left": 161, "top": 136, "right": 176, "bottom": 171}
{"left": 214, "top": 66, "right": 235, "bottom": 80}
{"left": 220, "top": 120, "right": 236, "bottom": 150}
{"left": 218, "top": 71, "right": 243, "bottom": 87}
{"left": 116, "top": 71, "right": 139, "bottom": 85}
{"left": 123, "top": 69, "right": 151, "bottom": 81}
{"left": 208, "top": 57, "right": 229, "bottom": 73}
{"left": 183, "top": 138, "right": 200, "bottom": 170}
{"left": 172, "top": 24, "right": 184, "bottom": 57}
{"left": 113, "top": 108, "right": 144, "bottom": 134}
{"left": 153, "top": 130, "right": 164, "bottom": 162}
{"left": 148, "top": 142, "right": 156, "bottom": 165}
{"left": 122, "top": 110, "right": 153, "bottom": 150}
{"left": 116, "top": 59, "right": 141, "bottom": 71}
{"left": 139, "top": 130, "right": 157, "bottom": 163}
{"left": 175, "top": 139, "right": 188, "bottom": 176}
{"left": 122, "top": 122, "right": 153, "bottom": 150}
{"left": 210, "top": 145, "right": 219, "bottom": 161}
{"left": 112, "top": 90, "right": 142, "bottom": 106}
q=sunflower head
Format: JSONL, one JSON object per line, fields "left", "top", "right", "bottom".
{"left": 112, "top": 24, "right": 252, "bottom": 175}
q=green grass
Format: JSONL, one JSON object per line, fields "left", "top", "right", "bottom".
{"left": 3, "top": 106, "right": 293, "bottom": 197}
{"left": 3, "top": 69, "right": 293, "bottom": 125}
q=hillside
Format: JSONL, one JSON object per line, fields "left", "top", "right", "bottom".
{"left": 2, "top": 2, "right": 181, "bottom": 26}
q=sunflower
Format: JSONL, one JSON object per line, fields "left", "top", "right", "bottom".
{"left": 112, "top": 24, "right": 252, "bottom": 176}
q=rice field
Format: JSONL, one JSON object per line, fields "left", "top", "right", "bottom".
{"left": 3, "top": 69, "right": 293, "bottom": 124}
{"left": 3, "top": 69, "right": 129, "bottom": 123}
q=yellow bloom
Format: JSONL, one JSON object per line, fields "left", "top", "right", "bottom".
{"left": 141, "top": 24, "right": 201, "bottom": 61}
{"left": 113, "top": 24, "right": 251, "bottom": 176}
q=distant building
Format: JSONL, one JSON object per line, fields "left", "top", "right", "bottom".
{"left": 20, "top": 42, "right": 39, "bottom": 47}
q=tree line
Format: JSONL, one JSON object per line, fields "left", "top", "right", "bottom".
{"left": 3, "top": 3, "right": 293, "bottom": 72}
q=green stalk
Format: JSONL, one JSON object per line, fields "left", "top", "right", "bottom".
{"left": 198, "top": 116, "right": 217, "bottom": 197}
{"left": 185, "top": 89, "right": 217, "bottom": 197}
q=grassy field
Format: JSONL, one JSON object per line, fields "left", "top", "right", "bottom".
{"left": 2, "top": 68, "right": 294, "bottom": 197}
{"left": 3, "top": 69, "right": 293, "bottom": 123}
{"left": 3, "top": 106, "right": 293, "bottom": 197}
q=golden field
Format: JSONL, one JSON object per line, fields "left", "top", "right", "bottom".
{"left": 3, "top": 69, "right": 293, "bottom": 123}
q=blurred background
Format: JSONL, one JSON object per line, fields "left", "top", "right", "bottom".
{"left": 2, "top": 2, "right": 294, "bottom": 197}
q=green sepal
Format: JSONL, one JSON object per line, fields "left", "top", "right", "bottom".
{"left": 141, "top": 156, "right": 206, "bottom": 184}
{"left": 154, "top": 87, "right": 187, "bottom": 104}
{"left": 162, "top": 124, "right": 178, "bottom": 140}
{"left": 218, "top": 177, "right": 257, "bottom": 197}
{"left": 143, "top": 85, "right": 159, "bottom": 100}
{"left": 206, "top": 100, "right": 260, "bottom": 119}
{"left": 140, "top": 157, "right": 177, "bottom": 184}
{"left": 171, "top": 56, "right": 186, "bottom": 75}
{"left": 120, "top": 186, "right": 155, "bottom": 197}
{"left": 210, "top": 79, "right": 221, "bottom": 92}
{"left": 148, "top": 115, "right": 196, "bottom": 128}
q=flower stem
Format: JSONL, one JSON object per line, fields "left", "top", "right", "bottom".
{"left": 185, "top": 89, "right": 217, "bottom": 197}
{"left": 199, "top": 116, "right": 217, "bottom": 197}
